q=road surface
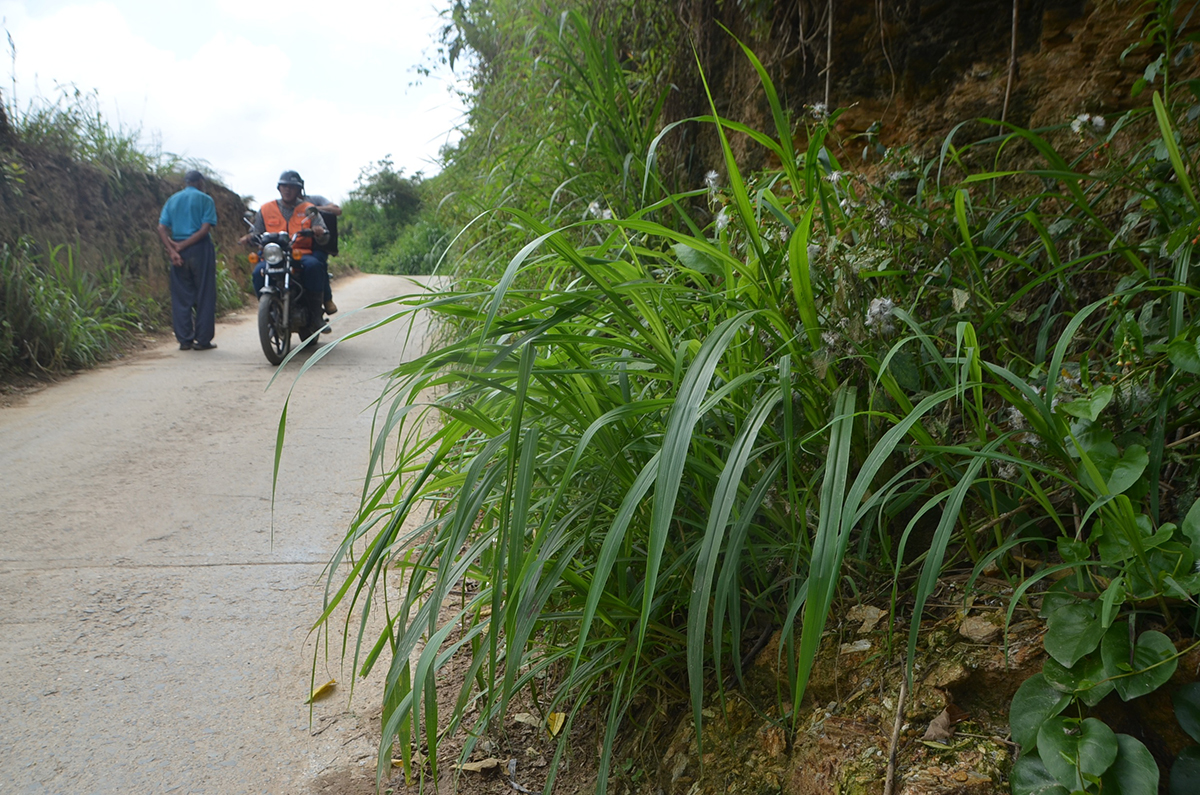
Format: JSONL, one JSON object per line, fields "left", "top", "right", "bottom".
{"left": 0, "top": 273, "right": 431, "bottom": 794}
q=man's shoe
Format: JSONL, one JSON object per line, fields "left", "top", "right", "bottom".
{"left": 192, "top": 342, "right": 217, "bottom": 351}
{"left": 179, "top": 341, "right": 192, "bottom": 350}
{"left": 324, "top": 299, "right": 338, "bottom": 315}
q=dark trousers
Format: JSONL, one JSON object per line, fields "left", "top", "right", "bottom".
{"left": 170, "top": 236, "right": 217, "bottom": 345}
{"left": 312, "top": 250, "right": 333, "bottom": 302}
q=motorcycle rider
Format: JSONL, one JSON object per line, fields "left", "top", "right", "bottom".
{"left": 303, "top": 190, "right": 341, "bottom": 316}
{"left": 241, "top": 170, "right": 329, "bottom": 332}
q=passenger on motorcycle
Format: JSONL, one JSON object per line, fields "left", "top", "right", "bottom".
{"left": 241, "top": 170, "right": 329, "bottom": 324}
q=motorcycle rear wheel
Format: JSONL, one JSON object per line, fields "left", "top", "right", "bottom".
{"left": 258, "top": 293, "right": 290, "bottom": 365}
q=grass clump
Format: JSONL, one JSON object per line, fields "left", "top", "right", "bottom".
{"left": 0, "top": 240, "right": 148, "bottom": 374}
{"left": 311, "top": 6, "right": 1200, "bottom": 794}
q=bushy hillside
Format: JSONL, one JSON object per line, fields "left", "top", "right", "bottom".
{"left": 316, "top": 3, "right": 1200, "bottom": 794}
{"left": 0, "top": 94, "right": 249, "bottom": 374}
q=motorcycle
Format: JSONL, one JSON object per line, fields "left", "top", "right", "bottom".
{"left": 245, "top": 213, "right": 326, "bottom": 365}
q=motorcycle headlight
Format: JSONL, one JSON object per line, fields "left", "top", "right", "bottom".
{"left": 263, "top": 242, "right": 284, "bottom": 265}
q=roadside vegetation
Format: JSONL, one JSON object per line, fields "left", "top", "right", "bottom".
{"left": 317, "top": 2, "right": 1200, "bottom": 793}
{"left": 0, "top": 83, "right": 242, "bottom": 378}
{"left": 337, "top": 158, "right": 452, "bottom": 275}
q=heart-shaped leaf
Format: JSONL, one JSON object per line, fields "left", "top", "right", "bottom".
{"left": 1037, "top": 716, "right": 1119, "bottom": 789}
{"left": 1170, "top": 745, "right": 1200, "bottom": 795}
{"left": 1057, "top": 537, "right": 1090, "bottom": 564}
{"left": 1101, "top": 623, "right": 1178, "bottom": 701}
{"left": 1042, "top": 652, "right": 1114, "bottom": 707}
{"left": 1169, "top": 336, "right": 1200, "bottom": 374}
{"left": 1045, "top": 602, "right": 1105, "bottom": 667}
{"left": 1101, "top": 734, "right": 1158, "bottom": 795}
{"left": 1107, "top": 445, "right": 1148, "bottom": 495}
{"left": 1059, "top": 385, "right": 1114, "bottom": 421}
{"left": 1174, "top": 683, "right": 1200, "bottom": 744}
{"left": 672, "top": 243, "right": 722, "bottom": 276}
{"left": 1010, "top": 673, "right": 1071, "bottom": 752}
{"left": 1011, "top": 752, "right": 1070, "bottom": 795}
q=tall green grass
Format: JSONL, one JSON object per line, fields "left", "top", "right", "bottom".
{"left": 312, "top": 10, "right": 1200, "bottom": 794}
{"left": 0, "top": 240, "right": 146, "bottom": 373}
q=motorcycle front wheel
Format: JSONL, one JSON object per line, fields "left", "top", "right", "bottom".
{"left": 258, "top": 293, "right": 290, "bottom": 365}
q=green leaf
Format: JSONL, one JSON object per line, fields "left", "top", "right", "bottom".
{"left": 1057, "top": 537, "right": 1090, "bottom": 564}
{"left": 1010, "top": 673, "right": 1071, "bottom": 751}
{"left": 1100, "top": 734, "right": 1158, "bottom": 795}
{"left": 1107, "top": 445, "right": 1149, "bottom": 495}
{"left": 1042, "top": 653, "right": 1114, "bottom": 707}
{"left": 1044, "top": 602, "right": 1105, "bottom": 667}
{"left": 672, "top": 243, "right": 722, "bottom": 276}
{"left": 1037, "top": 717, "right": 1119, "bottom": 790}
{"left": 1011, "top": 752, "right": 1070, "bottom": 795}
{"left": 1174, "top": 683, "right": 1200, "bottom": 744}
{"left": 1171, "top": 745, "right": 1200, "bottom": 795}
{"left": 1059, "top": 385, "right": 1114, "bottom": 421}
{"left": 1169, "top": 336, "right": 1200, "bottom": 374}
{"left": 1098, "top": 514, "right": 1156, "bottom": 565}
{"left": 1101, "top": 623, "right": 1178, "bottom": 701}
{"left": 1099, "top": 575, "right": 1126, "bottom": 629}
{"left": 1181, "top": 498, "right": 1200, "bottom": 560}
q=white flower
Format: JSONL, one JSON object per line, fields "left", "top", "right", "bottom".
{"left": 588, "top": 201, "right": 613, "bottom": 220}
{"left": 704, "top": 170, "right": 720, "bottom": 193}
{"left": 998, "top": 462, "right": 1019, "bottom": 481}
{"left": 1070, "top": 113, "right": 1105, "bottom": 135}
{"left": 807, "top": 243, "right": 821, "bottom": 262}
{"left": 1007, "top": 406, "right": 1027, "bottom": 430}
{"left": 865, "top": 297, "right": 896, "bottom": 334}
{"left": 715, "top": 207, "right": 730, "bottom": 232}
{"left": 825, "top": 170, "right": 847, "bottom": 183}
{"left": 810, "top": 102, "right": 829, "bottom": 120}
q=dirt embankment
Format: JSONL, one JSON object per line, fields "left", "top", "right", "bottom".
{"left": 0, "top": 115, "right": 250, "bottom": 298}
{"left": 664, "top": 0, "right": 1193, "bottom": 180}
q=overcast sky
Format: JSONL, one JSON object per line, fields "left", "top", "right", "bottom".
{"left": 0, "top": 0, "right": 467, "bottom": 205}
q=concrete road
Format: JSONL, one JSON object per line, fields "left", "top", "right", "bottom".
{"left": 0, "top": 273, "right": 431, "bottom": 794}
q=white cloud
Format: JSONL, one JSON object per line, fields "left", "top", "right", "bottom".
{"left": 0, "top": 0, "right": 465, "bottom": 201}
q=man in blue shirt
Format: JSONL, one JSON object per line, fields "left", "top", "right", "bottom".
{"left": 157, "top": 170, "right": 219, "bottom": 350}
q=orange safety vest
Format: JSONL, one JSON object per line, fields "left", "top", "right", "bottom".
{"left": 260, "top": 200, "right": 316, "bottom": 255}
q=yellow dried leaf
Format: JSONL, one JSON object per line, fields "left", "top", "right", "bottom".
{"left": 305, "top": 679, "right": 337, "bottom": 703}
{"left": 547, "top": 712, "right": 565, "bottom": 736}
{"left": 512, "top": 712, "right": 541, "bottom": 728}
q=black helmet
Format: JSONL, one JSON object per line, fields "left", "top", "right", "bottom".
{"left": 277, "top": 170, "right": 304, "bottom": 188}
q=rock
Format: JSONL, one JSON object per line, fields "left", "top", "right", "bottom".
{"left": 928, "top": 659, "right": 969, "bottom": 689}
{"left": 840, "top": 639, "right": 872, "bottom": 654}
{"left": 959, "top": 615, "right": 1001, "bottom": 644}
{"left": 846, "top": 604, "right": 886, "bottom": 634}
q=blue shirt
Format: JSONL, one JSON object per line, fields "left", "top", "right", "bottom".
{"left": 159, "top": 186, "right": 218, "bottom": 240}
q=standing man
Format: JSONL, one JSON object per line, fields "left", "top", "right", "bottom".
{"left": 304, "top": 190, "right": 340, "bottom": 315}
{"left": 157, "top": 170, "right": 219, "bottom": 351}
